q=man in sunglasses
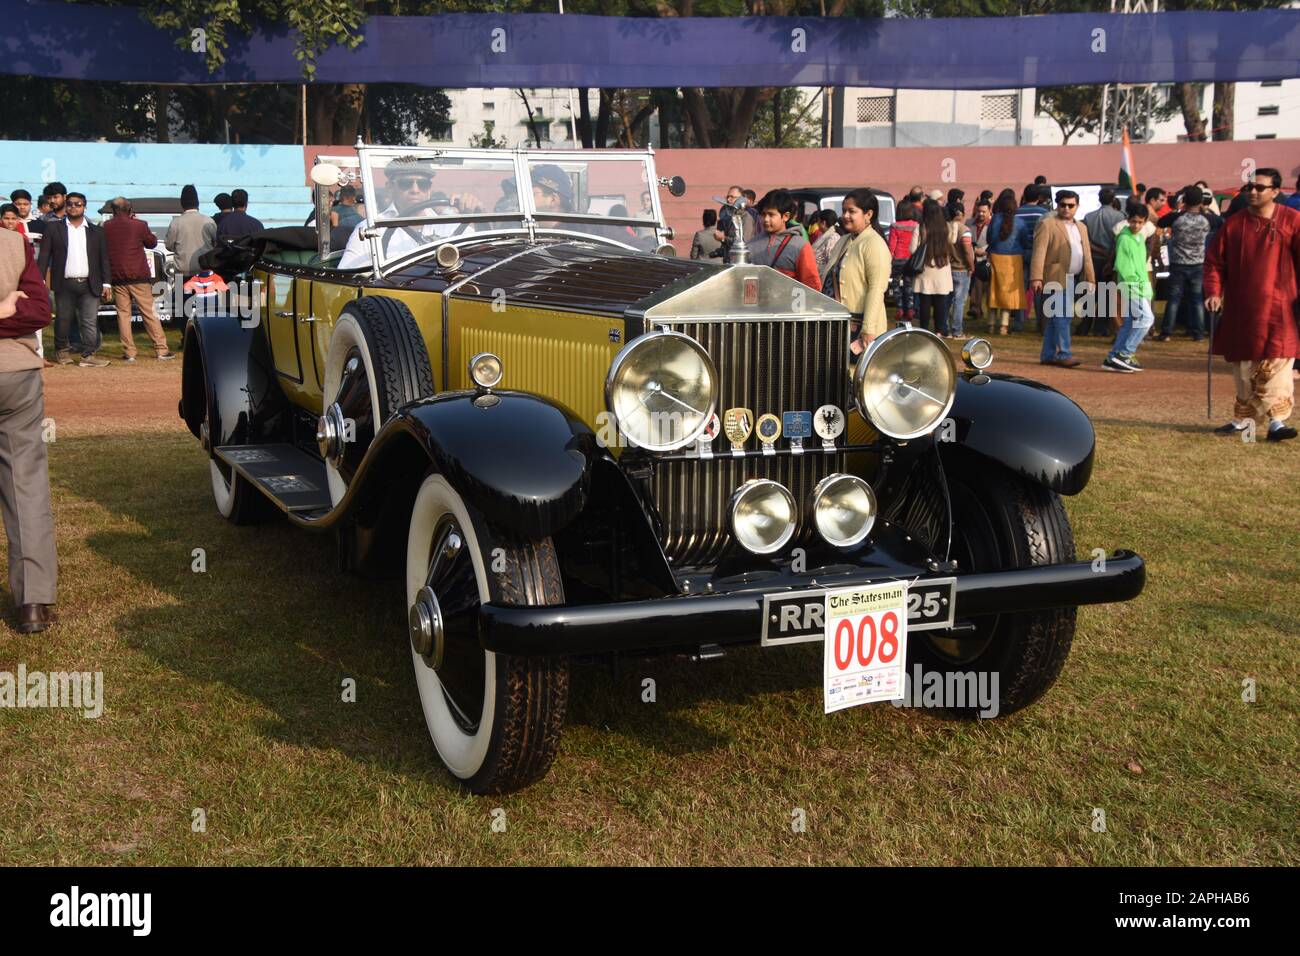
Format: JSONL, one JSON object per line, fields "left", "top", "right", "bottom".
{"left": 1028, "top": 189, "right": 1095, "bottom": 368}
{"left": 36, "top": 191, "right": 112, "bottom": 367}
{"left": 1204, "top": 168, "right": 1300, "bottom": 442}
{"left": 338, "top": 158, "right": 483, "bottom": 269}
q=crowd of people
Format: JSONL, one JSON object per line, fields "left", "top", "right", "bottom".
{"left": 695, "top": 170, "right": 1298, "bottom": 440}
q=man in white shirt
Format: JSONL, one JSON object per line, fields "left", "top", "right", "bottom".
{"left": 36, "top": 191, "right": 112, "bottom": 366}
{"left": 339, "top": 158, "right": 480, "bottom": 270}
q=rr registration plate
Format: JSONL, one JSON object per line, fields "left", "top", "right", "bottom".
{"left": 761, "top": 577, "right": 955, "bottom": 646}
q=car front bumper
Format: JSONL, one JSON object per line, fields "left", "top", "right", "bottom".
{"left": 478, "top": 549, "right": 1146, "bottom": 657}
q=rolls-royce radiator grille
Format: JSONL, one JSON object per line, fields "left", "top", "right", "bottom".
{"left": 650, "top": 317, "right": 851, "bottom": 566}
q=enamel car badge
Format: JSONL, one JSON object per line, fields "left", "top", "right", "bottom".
{"left": 697, "top": 412, "right": 721, "bottom": 459}
{"left": 782, "top": 410, "right": 812, "bottom": 455}
{"left": 723, "top": 407, "right": 753, "bottom": 456}
{"left": 814, "top": 404, "right": 845, "bottom": 451}
{"left": 756, "top": 413, "right": 782, "bottom": 455}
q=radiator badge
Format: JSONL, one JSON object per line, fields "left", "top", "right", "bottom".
{"left": 697, "top": 412, "right": 721, "bottom": 460}
{"left": 814, "top": 404, "right": 845, "bottom": 451}
{"left": 723, "top": 407, "right": 754, "bottom": 456}
{"left": 756, "top": 413, "right": 782, "bottom": 456}
{"left": 782, "top": 410, "right": 811, "bottom": 455}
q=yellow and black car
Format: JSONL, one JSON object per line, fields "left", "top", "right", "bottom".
{"left": 180, "top": 146, "right": 1145, "bottom": 794}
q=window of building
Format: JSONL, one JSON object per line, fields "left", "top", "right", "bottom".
{"left": 1257, "top": 105, "right": 1280, "bottom": 116}
{"left": 855, "top": 95, "right": 894, "bottom": 124}
{"left": 429, "top": 121, "right": 454, "bottom": 142}
{"left": 1255, "top": 133, "right": 1278, "bottom": 139}
{"left": 482, "top": 102, "right": 495, "bottom": 112}
{"left": 1260, "top": 80, "right": 1282, "bottom": 87}
{"left": 981, "top": 94, "right": 1019, "bottom": 123}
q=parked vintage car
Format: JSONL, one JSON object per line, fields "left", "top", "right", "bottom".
{"left": 790, "top": 186, "right": 897, "bottom": 242}
{"left": 179, "top": 146, "right": 1146, "bottom": 794}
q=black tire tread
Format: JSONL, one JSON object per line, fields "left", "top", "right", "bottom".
{"left": 466, "top": 537, "right": 569, "bottom": 795}
{"left": 349, "top": 295, "right": 436, "bottom": 419}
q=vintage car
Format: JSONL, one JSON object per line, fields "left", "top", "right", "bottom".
{"left": 179, "top": 146, "right": 1145, "bottom": 794}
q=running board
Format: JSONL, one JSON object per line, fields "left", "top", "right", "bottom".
{"left": 214, "top": 444, "right": 332, "bottom": 516}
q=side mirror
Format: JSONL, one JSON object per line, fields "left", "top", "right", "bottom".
{"left": 668, "top": 176, "right": 686, "bottom": 197}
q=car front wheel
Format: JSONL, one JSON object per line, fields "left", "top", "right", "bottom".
{"left": 406, "top": 472, "right": 569, "bottom": 794}
{"left": 912, "top": 461, "right": 1077, "bottom": 717}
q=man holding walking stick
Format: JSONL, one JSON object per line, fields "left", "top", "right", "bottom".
{"left": 1204, "top": 168, "right": 1300, "bottom": 442}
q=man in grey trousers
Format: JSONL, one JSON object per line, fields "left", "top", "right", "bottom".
{"left": 0, "top": 227, "right": 58, "bottom": 632}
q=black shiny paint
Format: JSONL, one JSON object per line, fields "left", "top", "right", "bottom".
{"left": 180, "top": 313, "right": 289, "bottom": 450}
{"left": 479, "top": 549, "right": 1146, "bottom": 657}
{"left": 332, "top": 350, "right": 374, "bottom": 484}
{"left": 945, "top": 372, "right": 1096, "bottom": 495}
{"left": 396, "top": 390, "right": 598, "bottom": 541}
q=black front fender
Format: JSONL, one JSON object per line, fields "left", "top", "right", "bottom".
{"left": 944, "top": 372, "right": 1095, "bottom": 495}
{"left": 392, "top": 390, "right": 598, "bottom": 540}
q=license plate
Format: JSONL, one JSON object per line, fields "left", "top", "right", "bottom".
{"left": 761, "top": 577, "right": 955, "bottom": 646}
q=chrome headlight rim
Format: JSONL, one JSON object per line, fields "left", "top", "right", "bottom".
{"left": 729, "top": 478, "right": 798, "bottom": 555}
{"left": 961, "top": 337, "right": 993, "bottom": 370}
{"left": 811, "top": 472, "right": 877, "bottom": 549}
{"left": 604, "top": 329, "right": 718, "bottom": 453}
{"left": 853, "top": 325, "right": 958, "bottom": 441}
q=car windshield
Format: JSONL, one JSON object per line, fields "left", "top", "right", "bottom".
{"left": 354, "top": 147, "right": 664, "bottom": 269}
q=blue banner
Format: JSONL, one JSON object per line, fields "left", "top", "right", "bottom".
{"left": 4, "top": 4, "right": 1299, "bottom": 89}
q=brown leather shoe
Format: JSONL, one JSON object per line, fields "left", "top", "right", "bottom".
{"left": 15, "top": 604, "right": 56, "bottom": 633}
{"left": 1059, "top": 357, "right": 1083, "bottom": 368}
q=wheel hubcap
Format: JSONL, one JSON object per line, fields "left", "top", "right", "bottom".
{"left": 316, "top": 402, "right": 347, "bottom": 462}
{"left": 409, "top": 585, "right": 444, "bottom": 667}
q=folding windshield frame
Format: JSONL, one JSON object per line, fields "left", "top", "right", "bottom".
{"left": 356, "top": 145, "right": 669, "bottom": 275}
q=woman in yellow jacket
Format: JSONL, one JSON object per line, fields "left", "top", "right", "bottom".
{"left": 830, "top": 188, "right": 893, "bottom": 357}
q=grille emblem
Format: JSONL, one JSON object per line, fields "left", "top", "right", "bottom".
{"left": 743, "top": 276, "right": 759, "bottom": 305}
{"left": 782, "top": 410, "right": 812, "bottom": 455}
{"left": 756, "top": 413, "right": 782, "bottom": 455}
{"left": 814, "top": 404, "right": 845, "bottom": 451}
{"left": 723, "top": 407, "right": 753, "bottom": 455}
{"left": 609, "top": 327, "right": 621, "bottom": 343}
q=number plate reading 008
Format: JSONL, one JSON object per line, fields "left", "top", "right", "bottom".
{"left": 761, "top": 577, "right": 956, "bottom": 646}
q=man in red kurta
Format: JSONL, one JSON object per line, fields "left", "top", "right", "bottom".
{"left": 1204, "top": 168, "right": 1300, "bottom": 442}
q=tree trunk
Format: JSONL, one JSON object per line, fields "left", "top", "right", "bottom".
{"left": 682, "top": 88, "right": 712, "bottom": 149}
{"left": 309, "top": 85, "right": 339, "bottom": 145}
{"left": 1176, "top": 82, "right": 1205, "bottom": 141}
{"left": 1212, "top": 82, "right": 1234, "bottom": 141}
{"left": 154, "top": 85, "right": 171, "bottom": 143}
{"left": 723, "top": 88, "right": 764, "bottom": 148}
{"left": 576, "top": 88, "right": 593, "bottom": 148}
{"left": 773, "top": 88, "right": 782, "bottom": 147}
{"left": 595, "top": 89, "right": 614, "bottom": 149}
{"left": 332, "top": 83, "right": 366, "bottom": 145}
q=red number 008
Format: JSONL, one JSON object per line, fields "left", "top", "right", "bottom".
{"left": 833, "top": 611, "right": 900, "bottom": 670}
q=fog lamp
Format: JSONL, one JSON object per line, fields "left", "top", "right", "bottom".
{"left": 730, "top": 479, "right": 797, "bottom": 555}
{"left": 812, "top": 473, "right": 877, "bottom": 548}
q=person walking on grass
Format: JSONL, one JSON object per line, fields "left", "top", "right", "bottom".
{"left": 1029, "top": 190, "right": 1095, "bottom": 368}
{"left": 1204, "top": 168, "right": 1300, "bottom": 442}
{"left": 1103, "top": 205, "right": 1156, "bottom": 373}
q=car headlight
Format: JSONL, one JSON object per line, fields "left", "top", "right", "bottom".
{"left": 853, "top": 326, "right": 957, "bottom": 440}
{"left": 606, "top": 330, "right": 717, "bottom": 451}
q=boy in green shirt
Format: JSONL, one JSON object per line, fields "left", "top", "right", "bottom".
{"left": 1103, "top": 204, "right": 1156, "bottom": 373}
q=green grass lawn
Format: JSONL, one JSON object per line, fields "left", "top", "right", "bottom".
{"left": 0, "top": 380, "right": 1296, "bottom": 865}
{"left": 2, "top": 316, "right": 1300, "bottom": 868}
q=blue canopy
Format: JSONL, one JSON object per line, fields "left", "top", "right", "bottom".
{"left": 5, "top": 4, "right": 1299, "bottom": 89}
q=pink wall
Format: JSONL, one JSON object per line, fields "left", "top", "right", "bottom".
{"left": 309, "top": 140, "right": 1300, "bottom": 255}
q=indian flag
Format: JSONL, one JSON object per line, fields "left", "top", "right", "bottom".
{"left": 1118, "top": 129, "right": 1137, "bottom": 192}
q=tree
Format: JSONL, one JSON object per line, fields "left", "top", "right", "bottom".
{"left": 469, "top": 120, "right": 510, "bottom": 148}
{"left": 1036, "top": 86, "right": 1104, "bottom": 144}
{"left": 747, "top": 88, "right": 822, "bottom": 147}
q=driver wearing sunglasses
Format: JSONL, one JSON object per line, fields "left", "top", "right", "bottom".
{"left": 339, "top": 157, "right": 485, "bottom": 269}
